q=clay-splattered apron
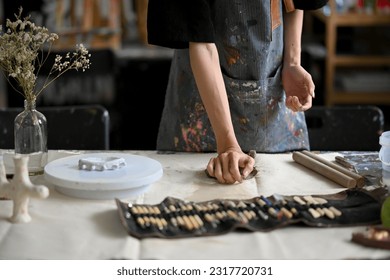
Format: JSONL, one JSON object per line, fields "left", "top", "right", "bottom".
{"left": 156, "top": 0, "right": 310, "bottom": 153}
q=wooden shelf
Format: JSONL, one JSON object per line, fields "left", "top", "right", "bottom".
{"left": 333, "top": 55, "right": 390, "bottom": 66}
{"left": 313, "top": 10, "right": 390, "bottom": 26}
{"left": 329, "top": 92, "right": 390, "bottom": 104}
{"left": 310, "top": 0, "right": 390, "bottom": 106}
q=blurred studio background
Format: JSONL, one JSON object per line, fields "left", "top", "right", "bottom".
{"left": 0, "top": 0, "right": 389, "bottom": 151}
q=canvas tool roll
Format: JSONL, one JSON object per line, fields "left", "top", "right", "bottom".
{"left": 116, "top": 188, "right": 383, "bottom": 239}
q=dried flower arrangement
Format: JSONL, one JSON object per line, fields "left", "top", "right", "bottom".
{"left": 0, "top": 7, "right": 91, "bottom": 103}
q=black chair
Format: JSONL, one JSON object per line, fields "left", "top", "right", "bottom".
{"left": 305, "top": 105, "right": 385, "bottom": 151}
{"left": 0, "top": 104, "right": 110, "bottom": 150}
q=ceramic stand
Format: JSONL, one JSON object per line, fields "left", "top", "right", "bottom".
{"left": 0, "top": 155, "right": 49, "bottom": 223}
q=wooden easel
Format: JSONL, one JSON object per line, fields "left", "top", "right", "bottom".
{"left": 54, "top": 0, "right": 122, "bottom": 50}
{"left": 134, "top": 0, "right": 148, "bottom": 44}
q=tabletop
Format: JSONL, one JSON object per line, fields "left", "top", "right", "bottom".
{"left": 0, "top": 150, "right": 389, "bottom": 260}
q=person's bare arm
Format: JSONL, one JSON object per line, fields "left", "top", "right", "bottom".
{"left": 283, "top": 9, "right": 315, "bottom": 112}
{"left": 189, "top": 42, "right": 254, "bottom": 184}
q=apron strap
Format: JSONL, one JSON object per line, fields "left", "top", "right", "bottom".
{"left": 283, "top": 0, "right": 296, "bottom": 12}
{"left": 271, "top": 0, "right": 282, "bottom": 31}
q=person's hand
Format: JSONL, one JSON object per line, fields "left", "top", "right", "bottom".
{"left": 206, "top": 147, "right": 255, "bottom": 184}
{"left": 282, "top": 64, "right": 315, "bottom": 112}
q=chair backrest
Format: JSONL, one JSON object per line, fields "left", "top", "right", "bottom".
{"left": 0, "top": 104, "right": 110, "bottom": 150}
{"left": 305, "top": 105, "right": 385, "bottom": 151}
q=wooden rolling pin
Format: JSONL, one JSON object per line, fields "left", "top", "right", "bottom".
{"left": 292, "top": 151, "right": 359, "bottom": 188}
{"left": 301, "top": 150, "right": 365, "bottom": 187}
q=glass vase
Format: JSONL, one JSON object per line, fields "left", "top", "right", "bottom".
{"left": 14, "top": 99, "right": 48, "bottom": 175}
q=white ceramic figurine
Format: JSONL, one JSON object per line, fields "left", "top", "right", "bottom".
{"left": 0, "top": 155, "right": 49, "bottom": 223}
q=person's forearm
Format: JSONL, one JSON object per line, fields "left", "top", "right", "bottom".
{"left": 188, "top": 42, "right": 240, "bottom": 153}
{"left": 283, "top": 9, "right": 304, "bottom": 67}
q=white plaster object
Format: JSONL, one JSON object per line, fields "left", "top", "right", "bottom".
{"left": 78, "top": 156, "right": 126, "bottom": 171}
{"left": 0, "top": 155, "right": 49, "bottom": 223}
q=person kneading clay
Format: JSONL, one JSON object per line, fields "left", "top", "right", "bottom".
{"left": 147, "top": 0, "right": 328, "bottom": 184}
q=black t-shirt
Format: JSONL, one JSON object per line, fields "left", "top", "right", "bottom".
{"left": 147, "top": 0, "right": 215, "bottom": 49}
{"left": 147, "top": 0, "right": 328, "bottom": 49}
{"left": 294, "top": 0, "right": 329, "bottom": 10}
